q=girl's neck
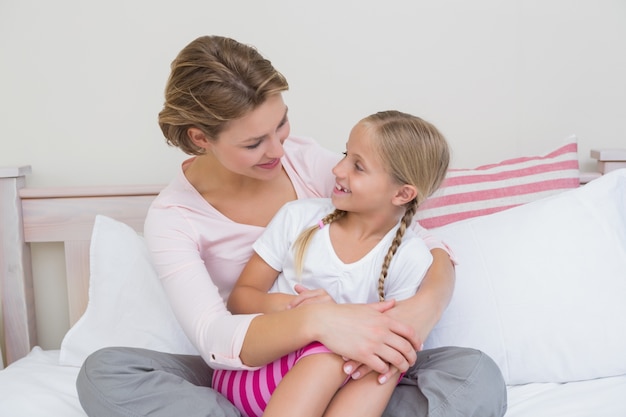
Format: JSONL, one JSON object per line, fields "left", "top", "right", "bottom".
{"left": 328, "top": 210, "right": 403, "bottom": 265}
{"left": 334, "top": 210, "right": 403, "bottom": 243}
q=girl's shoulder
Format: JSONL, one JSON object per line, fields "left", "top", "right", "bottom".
{"left": 280, "top": 197, "right": 334, "bottom": 216}
{"left": 270, "top": 198, "right": 334, "bottom": 228}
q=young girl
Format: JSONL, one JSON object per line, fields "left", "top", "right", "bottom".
{"left": 213, "top": 110, "right": 450, "bottom": 417}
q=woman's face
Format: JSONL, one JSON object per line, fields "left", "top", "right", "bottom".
{"left": 208, "top": 94, "right": 290, "bottom": 180}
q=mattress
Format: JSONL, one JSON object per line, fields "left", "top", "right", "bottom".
{"left": 1, "top": 347, "right": 626, "bottom": 416}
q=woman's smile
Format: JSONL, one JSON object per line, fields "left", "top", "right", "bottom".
{"left": 256, "top": 158, "right": 281, "bottom": 170}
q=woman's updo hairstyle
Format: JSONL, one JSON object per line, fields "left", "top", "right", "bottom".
{"left": 158, "top": 36, "right": 289, "bottom": 155}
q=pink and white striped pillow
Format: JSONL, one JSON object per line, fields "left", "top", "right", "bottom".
{"left": 416, "top": 137, "right": 580, "bottom": 229}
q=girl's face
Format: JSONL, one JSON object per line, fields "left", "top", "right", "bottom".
{"left": 205, "top": 94, "right": 290, "bottom": 180}
{"left": 331, "top": 122, "right": 404, "bottom": 216}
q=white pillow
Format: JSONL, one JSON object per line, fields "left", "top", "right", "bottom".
{"left": 424, "top": 168, "right": 626, "bottom": 385}
{"left": 59, "top": 215, "right": 198, "bottom": 367}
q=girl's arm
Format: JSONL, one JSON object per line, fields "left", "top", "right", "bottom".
{"left": 227, "top": 252, "right": 295, "bottom": 314}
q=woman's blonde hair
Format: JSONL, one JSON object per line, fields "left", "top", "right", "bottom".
{"left": 158, "top": 36, "right": 289, "bottom": 155}
{"left": 294, "top": 111, "right": 450, "bottom": 301}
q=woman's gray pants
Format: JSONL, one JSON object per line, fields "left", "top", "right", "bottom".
{"left": 76, "top": 346, "right": 507, "bottom": 417}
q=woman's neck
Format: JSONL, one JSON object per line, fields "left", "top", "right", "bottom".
{"left": 183, "top": 154, "right": 297, "bottom": 227}
{"left": 184, "top": 155, "right": 262, "bottom": 196}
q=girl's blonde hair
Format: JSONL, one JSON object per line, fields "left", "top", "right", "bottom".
{"left": 158, "top": 36, "right": 289, "bottom": 155}
{"left": 294, "top": 111, "right": 450, "bottom": 301}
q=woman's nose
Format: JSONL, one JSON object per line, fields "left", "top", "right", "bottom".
{"left": 267, "top": 135, "right": 285, "bottom": 159}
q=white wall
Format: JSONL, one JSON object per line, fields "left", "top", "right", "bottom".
{"left": 1, "top": 0, "right": 625, "bottom": 348}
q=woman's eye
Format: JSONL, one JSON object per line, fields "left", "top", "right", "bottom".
{"left": 245, "top": 141, "right": 262, "bottom": 149}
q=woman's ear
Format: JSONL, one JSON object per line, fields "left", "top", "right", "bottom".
{"left": 392, "top": 184, "right": 418, "bottom": 207}
{"left": 187, "top": 127, "right": 210, "bottom": 152}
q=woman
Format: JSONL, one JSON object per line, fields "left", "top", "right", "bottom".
{"left": 76, "top": 35, "right": 507, "bottom": 417}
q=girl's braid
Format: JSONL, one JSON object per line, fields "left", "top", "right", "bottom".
{"left": 377, "top": 200, "right": 418, "bottom": 301}
{"left": 293, "top": 209, "right": 347, "bottom": 276}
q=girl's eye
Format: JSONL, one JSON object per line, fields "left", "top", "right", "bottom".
{"left": 355, "top": 163, "right": 364, "bottom": 172}
{"left": 341, "top": 151, "right": 348, "bottom": 158}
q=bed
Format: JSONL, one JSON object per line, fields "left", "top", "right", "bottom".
{"left": 1, "top": 138, "right": 625, "bottom": 416}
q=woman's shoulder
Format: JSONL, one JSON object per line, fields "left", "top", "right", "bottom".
{"left": 283, "top": 134, "right": 320, "bottom": 150}
{"left": 151, "top": 159, "right": 203, "bottom": 207}
{"left": 145, "top": 161, "right": 212, "bottom": 230}
{"left": 282, "top": 136, "right": 340, "bottom": 198}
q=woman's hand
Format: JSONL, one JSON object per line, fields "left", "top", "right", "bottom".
{"left": 343, "top": 247, "right": 455, "bottom": 381}
{"left": 287, "top": 284, "right": 335, "bottom": 309}
{"left": 311, "top": 300, "right": 419, "bottom": 377}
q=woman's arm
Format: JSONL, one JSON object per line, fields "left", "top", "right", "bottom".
{"left": 233, "top": 251, "right": 422, "bottom": 374}
{"left": 342, "top": 247, "right": 454, "bottom": 381}
{"left": 388, "top": 247, "right": 455, "bottom": 343}
{"left": 240, "top": 299, "right": 419, "bottom": 376}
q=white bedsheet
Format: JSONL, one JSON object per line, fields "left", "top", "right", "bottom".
{"left": 0, "top": 347, "right": 84, "bottom": 416}
{"left": 1, "top": 347, "right": 626, "bottom": 416}
{"left": 506, "top": 375, "right": 626, "bottom": 417}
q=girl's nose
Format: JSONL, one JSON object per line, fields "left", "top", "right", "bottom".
{"left": 332, "top": 159, "right": 344, "bottom": 178}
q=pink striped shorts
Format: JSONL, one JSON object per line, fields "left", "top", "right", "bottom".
{"left": 212, "top": 342, "right": 330, "bottom": 417}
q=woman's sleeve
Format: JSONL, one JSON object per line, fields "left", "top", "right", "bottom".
{"left": 410, "top": 221, "right": 452, "bottom": 254}
{"left": 284, "top": 135, "right": 341, "bottom": 198}
{"left": 144, "top": 204, "right": 260, "bottom": 371}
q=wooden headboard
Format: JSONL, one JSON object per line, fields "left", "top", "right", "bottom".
{"left": 0, "top": 166, "right": 163, "bottom": 366}
{"left": 0, "top": 165, "right": 605, "bottom": 367}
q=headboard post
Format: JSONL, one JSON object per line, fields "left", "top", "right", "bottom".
{"left": 0, "top": 166, "right": 37, "bottom": 366}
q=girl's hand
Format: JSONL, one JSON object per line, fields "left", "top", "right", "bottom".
{"left": 287, "top": 284, "right": 336, "bottom": 309}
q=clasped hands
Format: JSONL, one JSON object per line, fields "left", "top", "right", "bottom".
{"left": 288, "top": 284, "right": 422, "bottom": 384}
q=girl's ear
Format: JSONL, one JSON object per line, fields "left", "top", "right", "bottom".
{"left": 187, "top": 127, "right": 211, "bottom": 151}
{"left": 392, "top": 184, "right": 418, "bottom": 207}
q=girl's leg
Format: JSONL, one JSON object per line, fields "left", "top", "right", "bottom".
{"left": 77, "top": 347, "right": 241, "bottom": 417}
{"left": 323, "top": 371, "right": 398, "bottom": 417}
{"left": 263, "top": 353, "right": 346, "bottom": 417}
{"left": 382, "top": 346, "right": 508, "bottom": 417}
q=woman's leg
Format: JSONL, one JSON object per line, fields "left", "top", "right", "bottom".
{"left": 76, "top": 347, "right": 241, "bottom": 417}
{"left": 382, "top": 347, "right": 507, "bottom": 417}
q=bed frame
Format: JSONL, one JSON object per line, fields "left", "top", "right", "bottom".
{"left": 0, "top": 165, "right": 605, "bottom": 367}
{"left": 0, "top": 166, "right": 163, "bottom": 367}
